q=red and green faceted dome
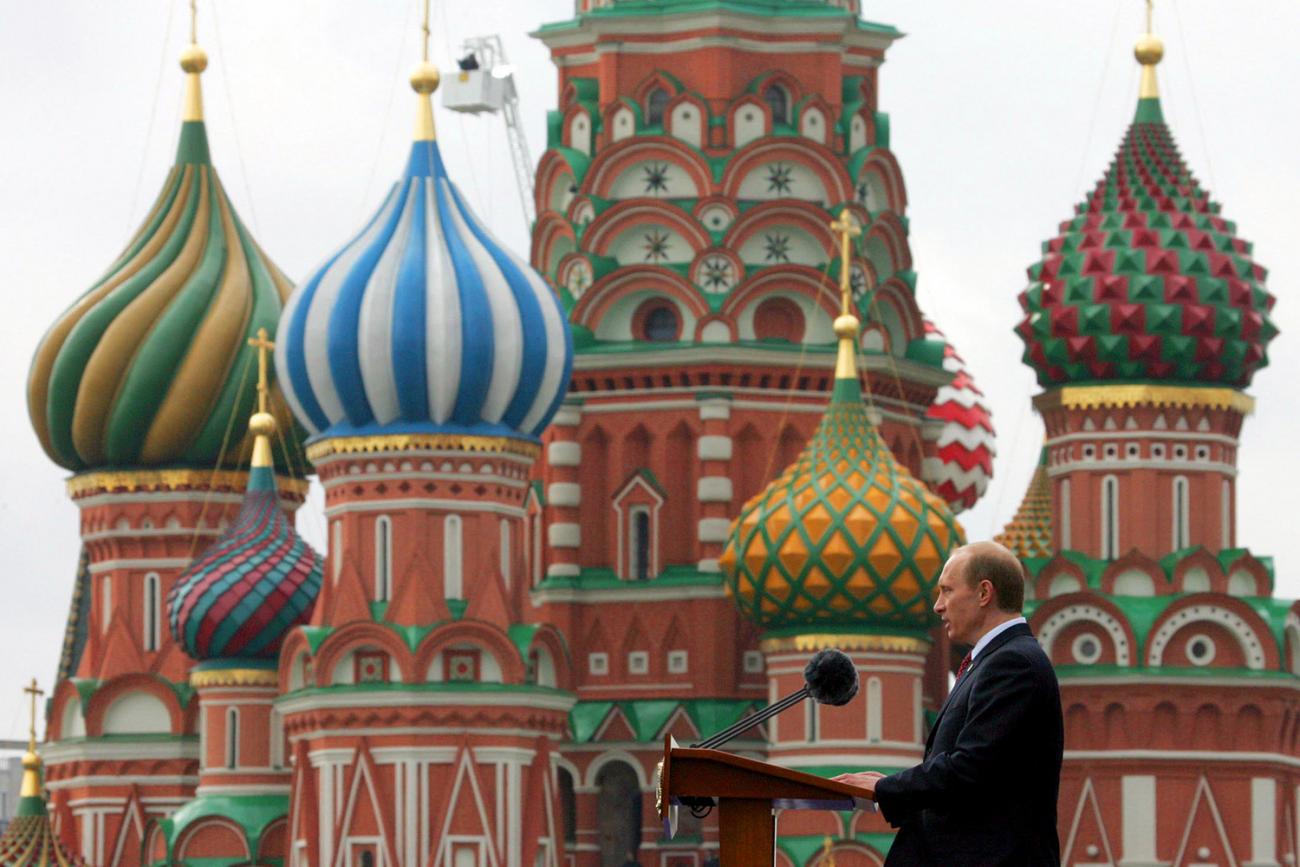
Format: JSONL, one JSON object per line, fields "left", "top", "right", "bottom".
{"left": 720, "top": 377, "right": 964, "bottom": 633}
{"left": 1016, "top": 97, "right": 1277, "bottom": 387}
{"left": 167, "top": 463, "right": 322, "bottom": 660}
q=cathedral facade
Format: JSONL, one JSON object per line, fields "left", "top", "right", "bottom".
{"left": 14, "top": 2, "right": 1293, "bottom": 867}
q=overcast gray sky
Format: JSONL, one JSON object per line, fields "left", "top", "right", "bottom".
{"left": 2, "top": 0, "right": 1296, "bottom": 741}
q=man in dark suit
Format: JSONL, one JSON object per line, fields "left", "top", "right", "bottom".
{"left": 834, "top": 541, "right": 1063, "bottom": 866}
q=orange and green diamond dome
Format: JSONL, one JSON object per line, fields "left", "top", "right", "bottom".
{"left": 720, "top": 312, "right": 963, "bottom": 634}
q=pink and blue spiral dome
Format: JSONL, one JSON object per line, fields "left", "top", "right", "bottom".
{"left": 167, "top": 463, "right": 323, "bottom": 660}
{"left": 274, "top": 138, "right": 573, "bottom": 442}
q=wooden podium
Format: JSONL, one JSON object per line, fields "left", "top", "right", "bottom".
{"left": 657, "top": 735, "right": 876, "bottom": 866}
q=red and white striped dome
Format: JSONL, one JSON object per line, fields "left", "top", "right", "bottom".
{"left": 920, "top": 319, "right": 996, "bottom": 513}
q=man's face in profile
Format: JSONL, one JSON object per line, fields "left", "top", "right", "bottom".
{"left": 934, "top": 553, "right": 981, "bottom": 645}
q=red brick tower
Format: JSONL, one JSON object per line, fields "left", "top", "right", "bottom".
{"left": 528, "top": 3, "right": 997, "bottom": 860}
{"left": 273, "top": 20, "right": 576, "bottom": 865}
{"left": 1002, "top": 7, "right": 1297, "bottom": 863}
{"left": 25, "top": 19, "right": 305, "bottom": 865}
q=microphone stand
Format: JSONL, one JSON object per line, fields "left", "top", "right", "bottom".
{"left": 691, "top": 686, "right": 809, "bottom": 750}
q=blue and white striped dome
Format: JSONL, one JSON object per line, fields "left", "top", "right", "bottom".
{"left": 276, "top": 134, "right": 572, "bottom": 442}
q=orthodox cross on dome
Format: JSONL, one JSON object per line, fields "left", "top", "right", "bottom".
{"left": 830, "top": 210, "right": 861, "bottom": 316}
{"left": 247, "top": 327, "right": 275, "bottom": 415}
{"left": 22, "top": 678, "right": 42, "bottom": 753}
{"left": 179, "top": 0, "right": 208, "bottom": 122}
{"left": 1135, "top": 0, "right": 1163, "bottom": 101}
{"left": 830, "top": 209, "right": 862, "bottom": 380}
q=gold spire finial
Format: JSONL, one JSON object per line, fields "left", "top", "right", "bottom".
{"left": 19, "top": 679, "right": 43, "bottom": 799}
{"left": 246, "top": 328, "right": 278, "bottom": 467}
{"left": 179, "top": 0, "right": 207, "bottom": 122}
{"left": 1135, "top": 0, "right": 1164, "bottom": 99}
{"left": 410, "top": 0, "right": 440, "bottom": 141}
{"left": 830, "top": 209, "right": 862, "bottom": 380}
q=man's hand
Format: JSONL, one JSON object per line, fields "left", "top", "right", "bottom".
{"left": 832, "top": 771, "right": 885, "bottom": 795}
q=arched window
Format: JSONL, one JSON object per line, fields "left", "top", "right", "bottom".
{"left": 1060, "top": 478, "right": 1072, "bottom": 550}
{"left": 629, "top": 507, "right": 651, "bottom": 580}
{"left": 558, "top": 767, "right": 578, "bottom": 842}
{"left": 752, "top": 297, "right": 805, "bottom": 342}
{"left": 225, "top": 708, "right": 239, "bottom": 770}
{"left": 763, "top": 84, "right": 791, "bottom": 126}
{"left": 646, "top": 87, "right": 670, "bottom": 126}
{"left": 867, "top": 677, "right": 883, "bottom": 742}
{"left": 102, "top": 577, "right": 112, "bottom": 633}
{"left": 143, "top": 573, "right": 161, "bottom": 652}
{"left": 1221, "top": 479, "right": 1232, "bottom": 548}
{"left": 595, "top": 761, "right": 641, "bottom": 865}
{"left": 632, "top": 301, "right": 680, "bottom": 343}
{"left": 374, "top": 515, "right": 392, "bottom": 602}
{"left": 1172, "top": 476, "right": 1190, "bottom": 550}
{"left": 531, "top": 509, "right": 543, "bottom": 587}
{"left": 444, "top": 514, "right": 464, "bottom": 599}
{"left": 331, "top": 521, "right": 343, "bottom": 583}
{"left": 1100, "top": 475, "right": 1120, "bottom": 559}
{"left": 500, "top": 518, "right": 512, "bottom": 588}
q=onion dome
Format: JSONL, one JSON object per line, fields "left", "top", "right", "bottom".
{"left": 0, "top": 682, "right": 86, "bottom": 866}
{"left": 168, "top": 338, "right": 323, "bottom": 660}
{"left": 919, "top": 319, "right": 996, "bottom": 513}
{"left": 1016, "top": 15, "right": 1276, "bottom": 388}
{"left": 276, "top": 57, "right": 572, "bottom": 443}
{"left": 720, "top": 214, "right": 964, "bottom": 633}
{"left": 27, "top": 35, "right": 298, "bottom": 472}
{"left": 995, "top": 447, "right": 1054, "bottom": 560}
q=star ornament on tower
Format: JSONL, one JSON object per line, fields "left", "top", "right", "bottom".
{"left": 643, "top": 229, "right": 671, "bottom": 263}
{"left": 642, "top": 162, "right": 670, "bottom": 195}
{"left": 766, "top": 162, "right": 794, "bottom": 194}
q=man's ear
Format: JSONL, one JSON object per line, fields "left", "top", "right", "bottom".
{"left": 978, "top": 579, "right": 996, "bottom": 607}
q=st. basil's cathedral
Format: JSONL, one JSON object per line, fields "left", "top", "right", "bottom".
{"left": 7, "top": 0, "right": 1292, "bottom": 865}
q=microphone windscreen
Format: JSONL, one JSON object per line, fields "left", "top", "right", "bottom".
{"left": 804, "top": 648, "right": 859, "bottom": 706}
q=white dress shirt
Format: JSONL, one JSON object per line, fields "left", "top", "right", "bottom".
{"left": 969, "top": 616, "right": 1027, "bottom": 661}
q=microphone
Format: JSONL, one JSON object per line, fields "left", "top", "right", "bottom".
{"left": 691, "top": 648, "right": 859, "bottom": 750}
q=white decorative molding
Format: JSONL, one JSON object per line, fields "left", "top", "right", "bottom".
{"left": 698, "top": 518, "right": 732, "bottom": 542}
{"left": 545, "top": 563, "right": 581, "bottom": 578}
{"left": 547, "top": 442, "right": 582, "bottom": 467}
{"left": 552, "top": 406, "right": 583, "bottom": 427}
{"left": 697, "top": 435, "right": 733, "bottom": 461}
{"left": 548, "top": 522, "right": 581, "bottom": 549}
{"left": 547, "top": 483, "right": 582, "bottom": 507}
{"left": 697, "top": 476, "right": 733, "bottom": 502}
{"left": 1037, "top": 604, "right": 1131, "bottom": 666}
{"left": 1146, "top": 604, "right": 1267, "bottom": 670}
{"left": 698, "top": 400, "right": 732, "bottom": 421}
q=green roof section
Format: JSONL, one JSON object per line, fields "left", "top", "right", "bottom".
{"left": 154, "top": 794, "right": 287, "bottom": 867}
{"left": 569, "top": 699, "right": 762, "bottom": 744}
{"left": 538, "top": 1, "right": 901, "bottom": 33}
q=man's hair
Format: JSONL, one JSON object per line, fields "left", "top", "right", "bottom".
{"left": 958, "top": 542, "right": 1026, "bottom": 612}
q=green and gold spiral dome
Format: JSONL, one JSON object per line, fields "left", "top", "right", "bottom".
{"left": 27, "top": 36, "right": 298, "bottom": 473}
{"left": 721, "top": 214, "right": 964, "bottom": 635}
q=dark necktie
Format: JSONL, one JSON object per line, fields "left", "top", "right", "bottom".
{"left": 956, "top": 652, "right": 973, "bottom": 680}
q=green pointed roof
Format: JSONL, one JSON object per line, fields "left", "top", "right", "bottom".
{"left": 27, "top": 40, "right": 302, "bottom": 473}
{"left": 995, "top": 448, "right": 1053, "bottom": 560}
{"left": 721, "top": 375, "right": 963, "bottom": 634}
{"left": 1015, "top": 28, "right": 1276, "bottom": 388}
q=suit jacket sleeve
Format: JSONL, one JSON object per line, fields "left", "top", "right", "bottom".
{"left": 874, "top": 644, "right": 1042, "bottom": 827}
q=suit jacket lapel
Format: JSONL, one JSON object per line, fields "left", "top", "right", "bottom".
{"left": 923, "top": 623, "right": 1033, "bottom": 755}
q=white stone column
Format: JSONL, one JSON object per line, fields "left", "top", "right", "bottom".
{"left": 1248, "top": 777, "right": 1279, "bottom": 867}
{"left": 1120, "top": 775, "right": 1158, "bottom": 866}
